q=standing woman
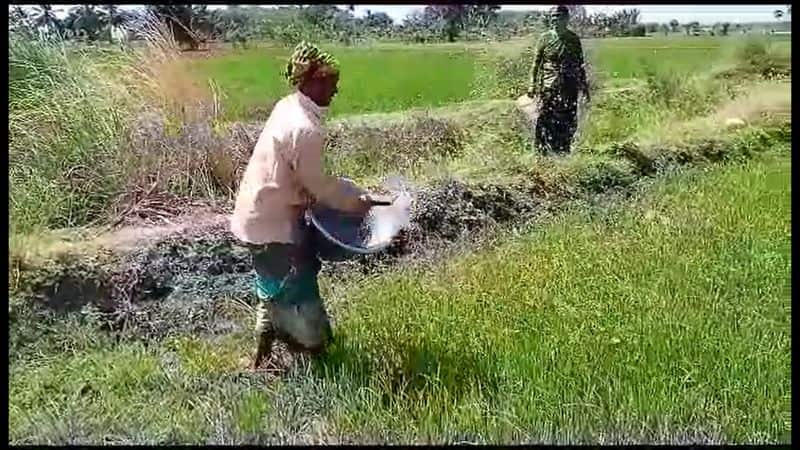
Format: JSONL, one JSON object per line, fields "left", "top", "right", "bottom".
{"left": 231, "top": 42, "right": 373, "bottom": 370}
{"left": 528, "top": 5, "right": 591, "bottom": 155}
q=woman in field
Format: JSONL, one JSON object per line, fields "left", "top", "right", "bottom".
{"left": 528, "top": 5, "right": 591, "bottom": 155}
{"left": 231, "top": 42, "right": 374, "bottom": 370}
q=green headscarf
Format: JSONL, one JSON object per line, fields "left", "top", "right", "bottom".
{"left": 284, "top": 41, "right": 340, "bottom": 87}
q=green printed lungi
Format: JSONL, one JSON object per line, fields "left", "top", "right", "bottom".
{"left": 248, "top": 218, "right": 332, "bottom": 352}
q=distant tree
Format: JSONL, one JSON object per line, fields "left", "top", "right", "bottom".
{"left": 660, "top": 23, "right": 670, "bottom": 36}
{"left": 774, "top": 9, "right": 784, "bottom": 20}
{"left": 191, "top": 5, "right": 223, "bottom": 42}
{"left": 720, "top": 22, "right": 731, "bottom": 36}
{"left": 669, "top": 19, "right": 680, "bottom": 33}
{"left": 427, "top": 5, "right": 468, "bottom": 42}
{"left": 98, "top": 4, "right": 127, "bottom": 43}
{"left": 630, "top": 24, "right": 647, "bottom": 37}
{"left": 299, "top": 5, "right": 340, "bottom": 30}
{"left": 363, "top": 11, "right": 393, "bottom": 29}
{"left": 146, "top": 4, "right": 200, "bottom": 50}
{"left": 565, "top": 4, "right": 589, "bottom": 33}
{"left": 32, "top": 5, "right": 63, "bottom": 36}
{"left": 467, "top": 4, "right": 501, "bottom": 28}
{"left": 9, "top": 6, "right": 33, "bottom": 34}
{"left": 600, "top": 8, "right": 639, "bottom": 36}
{"left": 71, "top": 5, "right": 105, "bottom": 41}
{"left": 682, "top": 21, "right": 700, "bottom": 35}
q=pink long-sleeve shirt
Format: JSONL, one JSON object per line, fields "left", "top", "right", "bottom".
{"left": 230, "top": 91, "right": 360, "bottom": 245}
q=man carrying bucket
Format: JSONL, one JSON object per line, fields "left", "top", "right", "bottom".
{"left": 527, "top": 5, "right": 591, "bottom": 155}
{"left": 231, "top": 42, "right": 375, "bottom": 370}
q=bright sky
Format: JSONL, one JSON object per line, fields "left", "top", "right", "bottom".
{"left": 348, "top": 5, "right": 790, "bottom": 25}
{"left": 19, "top": 4, "right": 790, "bottom": 25}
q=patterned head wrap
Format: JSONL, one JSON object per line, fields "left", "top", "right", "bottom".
{"left": 284, "top": 41, "right": 340, "bottom": 87}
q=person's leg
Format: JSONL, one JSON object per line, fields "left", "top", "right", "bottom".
{"left": 249, "top": 243, "right": 294, "bottom": 369}
{"left": 551, "top": 96, "right": 579, "bottom": 155}
{"left": 535, "top": 110, "right": 556, "bottom": 155}
{"left": 253, "top": 301, "right": 277, "bottom": 370}
{"left": 534, "top": 112, "right": 551, "bottom": 154}
{"left": 270, "top": 218, "right": 333, "bottom": 356}
{"left": 535, "top": 92, "right": 562, "bottom": 155}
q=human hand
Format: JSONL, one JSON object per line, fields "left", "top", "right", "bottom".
{"left": 352, "top": 195, "right": 373, "bottom": 215}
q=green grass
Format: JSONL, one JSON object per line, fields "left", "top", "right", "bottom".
{"left": 191, "top": 36, "right": 776, "bottom": 121}
{"left": 9, "top": 152, "right": 790, "bottom": 444}
{"left": 584, "top": 36, "right": 728, "bottom": 80}
{"left": 8, "top": 36, "right": 139, "bottom": 234}
{"left": 190, "top": 46, "right": 479, "bottom": 120}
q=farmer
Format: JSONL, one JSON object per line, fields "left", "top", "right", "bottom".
{"left": 231, "top": 42, "right": 374, "bottom": 370}
{"left": 527, "top": 5, "right": 591, "bottom": 155}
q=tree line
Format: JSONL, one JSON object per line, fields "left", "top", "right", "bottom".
{"left": 8, "top": 4, "right": 793, "bottom": 47}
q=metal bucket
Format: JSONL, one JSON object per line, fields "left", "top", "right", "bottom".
{"left": 308, "top": 178, "right": 412, "bottom": 261}
{"left": 516, "top": 94, "right": 540, "bottom": 126}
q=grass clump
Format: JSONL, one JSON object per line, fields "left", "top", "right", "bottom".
{"left": 8, "top": 18, "right": 249, "bottom": 234}
{"left": 9, "top": 35, "right": 137, "bottom": 233}
{"left": 318, "top": 152, "right": 790, "bottom": 443}
{"left": 325, "top": 115, "right": 465, "bottom": 183}
{"left": 726, "top": 37, "right": 791, "bottom": 80}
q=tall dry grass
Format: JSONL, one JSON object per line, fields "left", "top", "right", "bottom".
{"left": 9, "top": 14, "right": 244, "bottom": 234}
{"left": 9, "top": 30, "right": 791, "bottom": 236}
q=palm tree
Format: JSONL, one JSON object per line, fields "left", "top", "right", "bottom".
{"left": 100, "top": 4, "right": 123, "bottom": 42}
{"left": 10, "top": 6, "right": 31, "bottom": 33}
{"left": 69, "top": 5, "right": 104, "bottom": 41}
{"left": 32, "top": 4, "right": 63, "bottom": 36}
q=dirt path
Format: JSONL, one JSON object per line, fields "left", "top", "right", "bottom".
{"left": 94, "top": 209, "right": 230, "bottom": 253}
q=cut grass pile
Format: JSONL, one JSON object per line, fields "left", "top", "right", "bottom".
{"left": 9, "top": 152, "right": 790, "bottom": 444}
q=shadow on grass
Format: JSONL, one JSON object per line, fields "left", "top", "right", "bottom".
{"left": 313, "top": 330, "right": 503, "bottom": 409}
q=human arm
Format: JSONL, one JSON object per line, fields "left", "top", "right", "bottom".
{"left": 293, "top": 128, "right": 371, "bottom": 214}
{"left": 527, "top": 35, "right": 546, "bottom": 98}
{"left": 575, "top": 36, "right": 590, "bottom": 102}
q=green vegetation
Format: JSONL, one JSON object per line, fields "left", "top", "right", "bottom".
{"left": 7, "top": 4, "right": 793, "bottom": 444}
{"left": 191, "top": 46, "right": 479, "bottom": 119}
{"left": 8, "top": 35, "right": 140, "bottom": 233}
{"left": 191, "top": 36, "right": 790, "bottom": 123}
{"left": 12, "top": 32, "right": 778, "bottom": 235}
{"left": 9, "top": 152, "right": 790, "bottom": 444}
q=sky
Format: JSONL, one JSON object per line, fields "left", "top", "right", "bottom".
{"left": 18, "top": 4, "right": 790, "bottom": 25}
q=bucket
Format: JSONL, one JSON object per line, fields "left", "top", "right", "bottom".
{"left": 308, "top": 178, "right": 412, "bottom": 261}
